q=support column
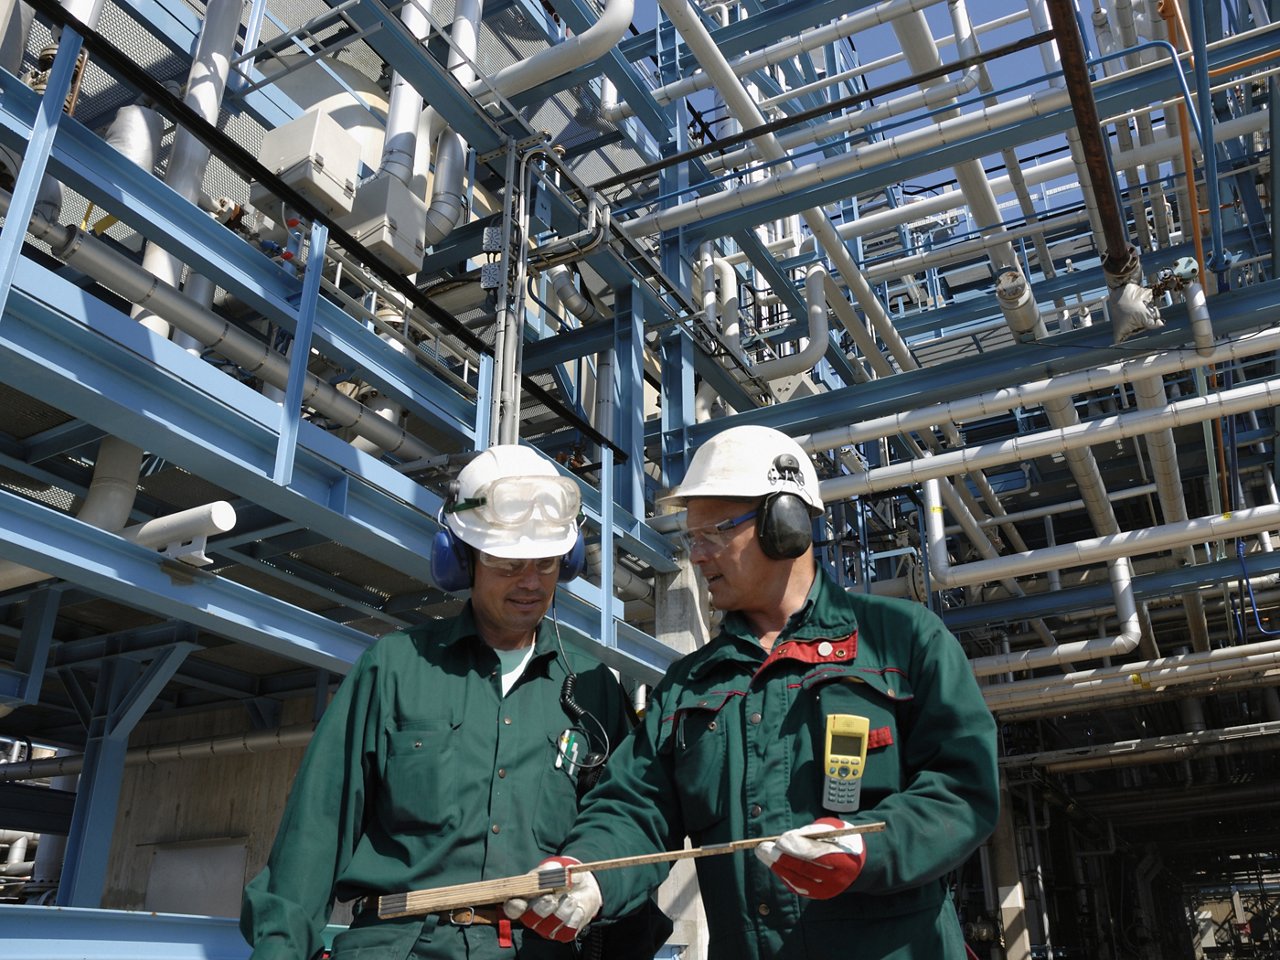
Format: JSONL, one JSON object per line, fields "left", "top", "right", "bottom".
{"left": 990, "top": 779, "right": 1033, "bottom": 960}
{"left": 612, "top": 284, "right": 645, "bottom": 519}
{"left": 56, "top": 641, "right": 195, "bottom": 905}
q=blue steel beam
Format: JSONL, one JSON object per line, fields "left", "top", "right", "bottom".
{"left": 613, "top": 285, "right": 646, "bottom": 518}
{"left": 3, "top": 250, "right": 678, "bottom": 593}
{"left": 643, "top": 279, "right": 1280, "bottom": 447}
{"left": 0, "top": 586, "right": 62, "bottom": 708}
{"left": 113, "top": 0, "right": 302, "bottom": 129}
{"left": 0, "top": 903, "right": 351, "bottom": 959}
{"left": 0, "top": 69, "right": 478, "bottom": 443}
{"left": 944, "top": 549, "right": 1280, "bottom": 632}
{"left": 59, "top": 644, "right": 194, "bottom": 906}
{"left": 0, "top": 31, "right": 79, "bottom": 314}
{"left": 0, "top": 486, "right": 374, "bottom": 672}
{"left": 0, "top": 256, "right": 444, "bottom": 580}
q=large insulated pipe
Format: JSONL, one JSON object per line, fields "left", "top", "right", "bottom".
{"left": 984, "top": 635, "right": 1280, "bottom": 713}
{"left": 969, "top": 558, "right": 1140, "bottom": 676}
{"left": 547, "top": 265, "right": 602, "bottom": 324}
{"left": 748, "top": 265, "right": 829, "bottom": 382}
{"left": 472, "top": 0, "right": 631, "bottom": 106}
{"left": 0, "top": 191, "right": 440, "bottom": 462}
{"left": 0, "top": 725, "right": 318, "bottom": 782}
{"left": 0, "top": 436, "right": 142, "bottom": 591}
{"left": 827, "top": 375, "right": 1280, "bottom": 500}
{"left": 925, "top": 477, "right": 1280, "bottom": 589}
{"left": 799, "top": 324, "right": 1280, "bottom": 454}
{"left": 420, "top": 0, "right": 482, "bottom": 247}
{"left": 132, "top": 0, "right": 242, "bottom": 340}
{"left": 1129, "top": 366, "right": 1211, "bottom": 650}
{"left": 378, "top": 0, "right": 431, "bottom": 187}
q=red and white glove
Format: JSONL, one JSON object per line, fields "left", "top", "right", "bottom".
{"left": 502, "top": 856, "right": 601, "bottom": 942}
{"left": 755, "top": 817, "right": 866, "bottom": 899}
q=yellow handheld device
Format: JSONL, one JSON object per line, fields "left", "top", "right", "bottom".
{"left": 823, "top": 713, "right": 870, "bottom": 813}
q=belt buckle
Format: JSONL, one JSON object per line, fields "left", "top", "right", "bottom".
{"left": 449, "top": 907, "right": 476, "bottom": 927}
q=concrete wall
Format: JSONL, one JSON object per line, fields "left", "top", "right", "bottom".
{"left": 102, "top": 696, "right": 318, "bottom": 917}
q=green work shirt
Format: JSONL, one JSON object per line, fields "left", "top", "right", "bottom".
{"left": 563, "top": 569, "right": 999, "bottom": 960}
{"left": 241, "top": 606, "right": 636, "bottom": 960}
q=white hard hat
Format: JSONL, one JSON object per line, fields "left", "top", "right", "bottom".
{"left": 445, "top": 445, "right": 582, "bottom": 558}
{"left": 662, "top": 425, "right": 823, "bottom": 515}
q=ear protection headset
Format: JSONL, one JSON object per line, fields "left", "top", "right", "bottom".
{"left": 755, "top": 453, "right": 815, "bottom": 560}
{"left": 431, "top": 495, "right": 587, "bottom": 593}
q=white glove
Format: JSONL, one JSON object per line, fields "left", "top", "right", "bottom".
{"left": 756, "top": 818, "right": 866, "bottom": 899}
{"left": 503, "top": 855, "right": 602, "bottom": 942}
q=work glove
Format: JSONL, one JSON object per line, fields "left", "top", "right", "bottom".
{"left": 503, "top": 855, "right": 602, "bottom": 942}
{"left": 755, "top": 817, "right": 866, "bottom": 899}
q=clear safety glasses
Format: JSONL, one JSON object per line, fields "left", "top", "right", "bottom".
{"left": 449, "top": 475, "right": 582, "bottom": 528}
{"left": 476, "top": 552, "right": 561, "bottom": 576}
{"left": 677, "top": 509, "right": 758, "bottom": 555}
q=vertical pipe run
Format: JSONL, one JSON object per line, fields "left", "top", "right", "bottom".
{"left": 1041, "top": 0, "right": 1131, "bottom": 272}
{"left": 1185, "top": 0, "right": 1227, "bottom": 291}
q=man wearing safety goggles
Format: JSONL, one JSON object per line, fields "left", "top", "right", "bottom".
{"left": 241, "top": 445, "right": 669, "bottom": 960}
{"left": 510, "top": 425, "right": 998, "bottom": 960}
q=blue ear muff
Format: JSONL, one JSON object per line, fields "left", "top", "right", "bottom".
{"left": 432, "top": 525, "right": 474, "bottom": 593}
{"left": 433, "top": 525, "right": 585, "bottom": 590}
{"left": 559, "top": 531, "right": 586, "bottom": 582}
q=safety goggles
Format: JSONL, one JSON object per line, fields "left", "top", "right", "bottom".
{"left": 448, "top": 475, "right": 581, "bottom": 528}
{"left": 476, "top": 552, "right": 561, "bottom": 576}
{"left": 677, "top": 508, "right": 758, "bottom": 555}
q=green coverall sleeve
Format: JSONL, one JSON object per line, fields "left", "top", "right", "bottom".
{"left": 240, "top": 648, "right": 382, "bottom": 960}
{"left": 560, "top": 681, "right": 684, "bottom": 919}
{"left": 853, "top": 613, "right": 999, "bottom": 894}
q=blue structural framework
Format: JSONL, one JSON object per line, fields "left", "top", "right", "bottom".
{"left": 1, "top": 0, "right": 1279, "bottom": 954}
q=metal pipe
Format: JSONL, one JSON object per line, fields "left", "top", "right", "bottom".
{"left": 748, "top": 265, "right": 829, "bottom": 382}
{"left": 827, "top": 376, "right": 1280, "bottom": 501}
{"left": 927, "top": 479, "right": 1280, "bottom": 588}
{"left": 655, "top": 0, "right": 918, "bottom": 382}
{"left": 0, "top": 191, "right": 441, "bottom": 463}
{"left": 969, "top": 558, "right": 1140, "bottom": 676}
{"left": 801, "top": 323, "right": 1280, "bottom": 454}
{"left": 0, "top": 725, "right": 318, "bottom": 782}
{"left": 378, "top": 0, "right": 430, "bottom": 187}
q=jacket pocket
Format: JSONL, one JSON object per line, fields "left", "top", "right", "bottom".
{"left": 381, "top": 716, "right": 459, "bottom": 832}
{"left": 669, "top": 705, "right": 729, "bottom": 834}
{"left": 531, "top": 756, "right": 581, "bottom": 853}
{"left": 807, "top": 671, "right": 911, "bottom": 801}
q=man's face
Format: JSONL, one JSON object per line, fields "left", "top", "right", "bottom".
{"left": 684, "top": 497, "right": 770, "bottom": 613}
{"left": 470, "top": 552, "right": 560, "bottom": 649}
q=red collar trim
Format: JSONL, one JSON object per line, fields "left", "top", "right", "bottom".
{"left": 756, "top": 631, "right": 857, "bottom": 677}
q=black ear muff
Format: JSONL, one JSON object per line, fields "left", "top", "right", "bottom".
{"left": 757, "top": 492, "right": 813, "bottom": 559}
{"left": 431, "top": 525, "right": 474, "bottom": 593}
{"left": 559, "top": 530, "right": 586, "bottom": 582}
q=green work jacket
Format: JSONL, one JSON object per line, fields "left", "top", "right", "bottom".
{"left": 240, "top": 606, "right": 641, "bottom": 960}
{"left": 563, "top": 569, "right": 999, "bottom": 960}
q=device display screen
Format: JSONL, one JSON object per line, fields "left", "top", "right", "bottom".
{"left": 831, "top": 733, "right": 864, "bottom": 756}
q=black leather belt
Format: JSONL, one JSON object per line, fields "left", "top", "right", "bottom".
{"left": 352, "top": 897, "right": 503, "bottom": 927}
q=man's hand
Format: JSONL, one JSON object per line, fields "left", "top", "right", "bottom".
{"left": 503, "top": 856, "right": 602, "bottom": 941}
{"left": 755, "top": 817, "right": 866, "bottom": 899}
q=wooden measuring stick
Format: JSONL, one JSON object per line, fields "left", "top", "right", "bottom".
{"left": 377, "top": 820, "right": 885, "bottom": 920}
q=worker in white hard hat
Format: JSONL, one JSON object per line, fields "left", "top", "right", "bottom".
{"left": 509, "top": 424, "right": 998, "bottom": 960}
{"left": 241, "top": 445, "right": 669, "bottom": 960}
